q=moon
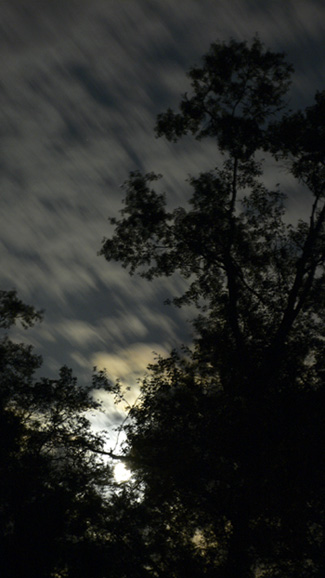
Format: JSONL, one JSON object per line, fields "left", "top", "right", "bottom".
{"left": 114, "top": 462, "right": 132, "bottom": 483}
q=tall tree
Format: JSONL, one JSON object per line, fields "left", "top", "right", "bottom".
{"left": 100, "top": 38, "right": 325, "bottom": 577}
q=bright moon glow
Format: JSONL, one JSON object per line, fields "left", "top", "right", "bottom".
{"left": 114, "top": 462, "right": 132, "bottom": 483}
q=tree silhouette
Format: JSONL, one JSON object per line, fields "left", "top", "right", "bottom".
{"left": 100, "top": 38, "right": 325, "bottom": 577}
{"left": 0, "top": 290, "right": 119, "bottom": 577}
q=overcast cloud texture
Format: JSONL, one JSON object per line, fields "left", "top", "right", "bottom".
{"left": 1, "top": 0, "right": 324, "bottom": 411}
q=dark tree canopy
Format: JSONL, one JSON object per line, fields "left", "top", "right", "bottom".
{"left": 0, "top": 290, "right": 134, "bottom": 578}
{"left": 100, "top": 38, "right": 325, "bottom": 577}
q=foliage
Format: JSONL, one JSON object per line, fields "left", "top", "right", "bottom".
{"left": 100, "top": 38, "right": 325, "bottom": 577}
{"left": 0, "top": 289, "right": 43, "bottom": 329}
{"left": 0, "top": 291, "right": 116, "bottom": 577}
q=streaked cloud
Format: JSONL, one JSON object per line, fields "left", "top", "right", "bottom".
{"left": 92, "top": 342, "right": 168, "bottom": 385}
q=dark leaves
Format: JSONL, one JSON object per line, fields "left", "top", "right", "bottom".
{"left": 156, "top": 37, "right": 293, "bottom": 159}
{"left": 0, "top": 289, "right": 43, "bottom": 329}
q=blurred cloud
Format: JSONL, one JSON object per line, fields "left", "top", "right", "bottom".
{"left": 92, "top": 342, "right": 168, "bottom": 386}
{"left": 56, "top": 319, "right": 104, "bottom": 347}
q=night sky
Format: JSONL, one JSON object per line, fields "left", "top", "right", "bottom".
{"left": 1, "top": 0, "right": 324, "bottom": 427}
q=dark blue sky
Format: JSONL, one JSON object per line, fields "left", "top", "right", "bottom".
{"left": 1, "top": 0, "right": 324, "bottom": 426}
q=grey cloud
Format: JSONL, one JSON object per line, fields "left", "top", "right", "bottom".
{"left": 53, "top": 319, "right": 105, "bottom": 348}
{"left": 68, "top": 64, "right": 115, "bottom": 109}
{"left": 100, "top": 314, "right": 149, "bottom": 343}
{"left": 98, "top": 304, "right": 183, "bottom": 350}
{"left": 0, "top": 0, "right": 88, "bottom": 54}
